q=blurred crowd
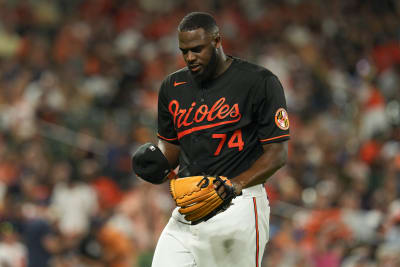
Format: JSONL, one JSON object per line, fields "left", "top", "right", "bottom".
{"left": 0, "top": 0, "right": 399, "bottom": 266}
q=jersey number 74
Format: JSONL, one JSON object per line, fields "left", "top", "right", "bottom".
{"left": 212, "top": 129, "right": 244, "bottom": 156}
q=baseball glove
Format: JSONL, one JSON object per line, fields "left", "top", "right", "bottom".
{"left": 170, "top": 175, "right": 237, "bottom": 224}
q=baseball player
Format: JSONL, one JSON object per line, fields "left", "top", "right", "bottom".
{"left": 132, "top": 12, "right": 290, "bottom": 267}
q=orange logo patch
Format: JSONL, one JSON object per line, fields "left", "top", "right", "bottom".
{"left": 275, "top": 108, "right": 289, "bottom": 130}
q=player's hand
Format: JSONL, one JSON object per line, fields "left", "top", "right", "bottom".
{"left": 214, "top": 179, "right": 242, "bottom": 197}
{"left": 131, "top": 143, "right": 172, "bottom": 184}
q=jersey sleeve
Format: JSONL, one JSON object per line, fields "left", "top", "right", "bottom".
{"left": 255, "top": 75, "right": 290, "bottom": 144}
{"left": 157, "top": 80, "right": 179, "bottom": 145}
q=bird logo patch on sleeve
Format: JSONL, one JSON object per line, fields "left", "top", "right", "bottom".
{"left": 275, "top": 108, "right": 289, "bottom": 130}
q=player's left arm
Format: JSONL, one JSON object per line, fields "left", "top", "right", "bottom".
{"left": 220, "top": 74, "right": 290, "bottom": 196}
{"left": 230, "top": 141, "right": 288, "bottom": 195}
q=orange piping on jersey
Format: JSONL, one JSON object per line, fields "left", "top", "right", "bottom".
{"left": 157, "top": 133, "right": 178, "bottom": 141}
{"left": 253, "top": 197, "right": 260, "bottom": 267}
{"left": 259, "top": 134, "right": 290, "bottom": 143}
{"left": 177, "top": 116, "right": 241, "bottom": 139}
{"left": 166, "top": 170, "right": 177, "bottom": 180}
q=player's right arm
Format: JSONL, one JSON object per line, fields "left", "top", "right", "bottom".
{"left": 131, "top": 76, "right": 180, "bottom": 184}
{"left": 158, "top": 139, "right": 180, "bottom": 169}
{"left": 157, "top": 76, "right": 181, "bottom": 170}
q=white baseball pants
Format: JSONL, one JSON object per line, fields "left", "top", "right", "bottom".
{"left": 152, "top": 184, "right": 270, "bottom": 267}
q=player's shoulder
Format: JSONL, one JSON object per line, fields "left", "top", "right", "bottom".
{"left": 161, "top": 67, "right": 190, "bottom": 87}
{"left": 232, "top": 57, "right": 276, "bottom": 80}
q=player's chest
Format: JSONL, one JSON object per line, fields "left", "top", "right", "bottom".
{"left": 167, "top": 84, "right": 253, "bottom": 137}
{"left": 169, "top": 95, "right": 242, "bottom": 128}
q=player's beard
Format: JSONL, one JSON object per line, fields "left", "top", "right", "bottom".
{"left": 191, "top": 48, "right": 218, "bottom": 85}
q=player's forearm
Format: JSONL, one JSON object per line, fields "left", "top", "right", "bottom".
{"left": 231, "top": 142, "right": 288, "bottom": 194}
{"left": 158, "top": 139, "right": 180, "bottom": 169}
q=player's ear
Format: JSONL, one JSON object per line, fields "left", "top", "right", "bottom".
{"left": 212, "top": 33, "right": 221, "bottom": 49}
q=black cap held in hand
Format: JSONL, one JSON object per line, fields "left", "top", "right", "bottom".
{"left": 131, "top": 143, "right": 171, "bottom": 184}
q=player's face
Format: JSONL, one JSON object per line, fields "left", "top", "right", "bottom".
{"left": 178, "top": 28, "right": 218, "bottom": 83}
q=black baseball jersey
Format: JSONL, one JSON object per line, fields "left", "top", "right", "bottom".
{"left": 157, "top": 57, "right": 290, "bottom": 179}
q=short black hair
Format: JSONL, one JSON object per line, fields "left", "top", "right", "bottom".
{"left": 178, "top": 12, "right": 219, "bottom": 34}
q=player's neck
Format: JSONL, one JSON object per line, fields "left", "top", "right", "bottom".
{"left": 214, "top": 52, "right": 233, "bottom": 78}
